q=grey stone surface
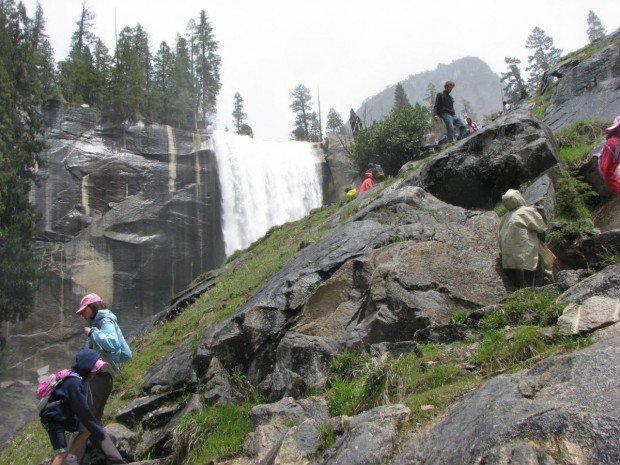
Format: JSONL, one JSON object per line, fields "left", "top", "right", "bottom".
{"left": 251, "top": 396, "right": 330, "bottom": 429}
{"left": 556, "top": 269, "right": 590, "bottom": 291}
{"left": 202, "top": 357, "right": 243, "bottom": 406}
{"left": 314, "top": 404, "right": 410, "bottom": 465}
{"left": 558, "top": 296, "right": 620, "bottom": 335}
{"left": 142, "top": 343, "right": 197, "bottom": 394}
{"left": 106, "top": 423, "right": 139, "bottom": 462}
{"left": 392, "top": 336, "right": 620, "bottom": 465}
{"left": 543, "top": 28, "right": 620, "bottom": 131}
{"left": 577, "top": 230, "right": 620, "bottom": 269}
{"left": 415, "top": 108, "right": 559, "bottom": 209}
{"left": 559, "top": 264, "right": 620, "bottom": 303}
{"left": 115, "top": 390, "right": 184, "bottom": 428}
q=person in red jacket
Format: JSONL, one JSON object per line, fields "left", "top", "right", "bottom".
{"left": 600, "top": 116, "right": 620, "bottom": 195}
{"left": 359, "top": 171, "right": 375, "bottom": 194}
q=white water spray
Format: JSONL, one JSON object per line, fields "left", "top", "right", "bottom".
{"left": 212, "top": 130, "right": 323, "bottom": 256}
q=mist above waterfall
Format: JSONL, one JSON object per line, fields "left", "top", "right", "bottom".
{"left": 212, "top": 130, "right": 323, "bottom": 256}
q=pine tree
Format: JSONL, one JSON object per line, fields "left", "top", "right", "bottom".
{"left": 393, "top": 82, "right": 410, "bottom": 111}
{"left": 30, "top": 3, "right": 57, "bottom": 99}
{"left": 289, "top": 84, "right": 313, "bottom": 141}
{"left": 189, "top": 10, "right": 221, "bottom": 126}
{"left": 239, "top": 124, "right": 253, "bottom": 137}
{"left": 58, "top": 1, "right": 98, "bottom": 104}
{"left": 0, "top": 0, "right": 44, "bottom": 323}
{"left": 152, "top": 41, "right": 175, "bottom": 124}
{"left": 232, "top": 92, "right": 247, "bottom": 133}
{"left": 525, "top": 27, "right": 562, "bottom": 94}
{"left": 309, "top": 112, "right": 322, "bottom": 142}
{"left": 107, "top": 26, "right": 145, "bottom": 121}
{"left": 326, "top": 108, "right": 344, "bottom": 133}
{"left": 586, "top": 10, "right": 606, "bottom": 43}
{"left": 501, "top": 57, "right": 528, "bottom": 103}
{"left": 423, "top": 82, "right": 438, "bottom": 116}
{"left": 171, "top": 34, "right": 195, "bottom": 128}
{"left": 91, "top": 39, "right": 113, "bottom": 109}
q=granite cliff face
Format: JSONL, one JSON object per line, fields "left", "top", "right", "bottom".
{"left": 542, "top": 28, "right": 620, "bottom": 131}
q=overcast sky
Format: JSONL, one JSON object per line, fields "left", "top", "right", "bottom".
{"left": 22, "top": 0, "right": 618, "bottom": 140}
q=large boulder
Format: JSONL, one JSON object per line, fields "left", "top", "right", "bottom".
{"left": 416, "top": 108, "right": 560, "bottom": 209}
{"left": 543, "top": 28, "right": 620, "bottom": 131}
{"left": 392, "top": 335, "right": 620, "bottom": 465}
{"left": 196, "top": 183, "right": 508, "bottom": 400}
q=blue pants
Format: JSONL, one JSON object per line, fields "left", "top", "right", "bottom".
{"left": 440, "top": 113, "right": 467, "bottom": 142}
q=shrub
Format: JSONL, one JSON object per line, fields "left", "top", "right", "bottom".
{"left": 170, "top": 404, "right": 252, "bottom": 464}
{"left": 556, "top": 120, "right": 609, "bottom": 165}
{"left": 329, "top": 378, "right": 363, "bottom": 416}
{"left": 352, "top": 103, "right": 430, "bottom": 176}
{"left": 474, "top": 327, "right": 547, "bottom": 372}
{"left": 553, "top": 171, "right": 596, "bottom": 227}
{"left": 479, "top": 288, "right": 565, "bottom": 331}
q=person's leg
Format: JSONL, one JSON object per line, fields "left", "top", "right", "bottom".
{"left": 441, "top": 113, "right": 455, "bottom": 141}
{"left": 77, "top": 371, "right": 113, "bottom": 463}
{"left": 85, "top": 371, "right": 113, "bottom": 421}
{"left": 453, "top": 116, "right": 468, "bottom": 140}
{"left": 42, "top": 419, "right": 68, "bottom": 465}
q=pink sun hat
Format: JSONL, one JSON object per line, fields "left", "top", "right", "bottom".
{"left": 605, "top": 116, "right": 620, "bottom": 135}
{"left": 76, "top": 293, "right": 103, "bottom": 315}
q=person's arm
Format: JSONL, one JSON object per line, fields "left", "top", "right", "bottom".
{"left": 88, "top": 318, "right": 121, "bottom": 355}
{"left": 433, "top": 93, "right": 441, "bottom": 120}
{"left": 65, "top": 379, "right": 106, "bottom": 442}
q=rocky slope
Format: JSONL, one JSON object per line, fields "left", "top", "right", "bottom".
{"left": 66, "top": 107, "right": 617, "bottom": 465}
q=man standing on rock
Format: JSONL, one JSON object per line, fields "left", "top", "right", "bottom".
{"left": 433, "top": 81, "right": 468, "bottom": 143}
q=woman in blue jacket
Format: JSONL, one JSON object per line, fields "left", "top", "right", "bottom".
{"left": 40, "top": 349, "right": 116, "bottom": 465}
{"left": 75, "top": 293, "right": 132, "bottom": 421}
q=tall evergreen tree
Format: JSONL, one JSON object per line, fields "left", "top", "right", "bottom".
{"left": 58, "top": 1, "right": 98, "bottom": 104}
{"left": 132, "top": 24, "right": 153, "bottom": 119}
{"left": 393, "top": 82, "right": 410, "bottom": 111}
{"left": 171, "top": 34, "right": 194, "bottom": 128}
{"left": 30, "top": 3, "right": 57, "bottom": 99}
{"left": 107, "top": 26, "right": 145, "bottom": 121}
{"left": 309, "top": 112, "right": 322, "bottom": 142}
{"left": 423, "top": 82, "right": 436, "bottom": 112}
{"left": 525, "top": 26, "right": 562, "bottom": 94}
{"left": 289, "top": 84, "right": 313, "bottom": 141}
{"left": 586, "top": 10, "right": 606, "bottom": 43}
{"left": 0, "top": 0, "right": 44, "bottom": 323}
{"left": 232, "top": 92, "right": 247, "bottom": 133}
{"left": 326, "top": 108, "right": 344, "bottom": 133}
{"left": 152, "top": 40, "right": 174, "bottom": 124}
{"left": 501, "top": 56, "right": 528, "bottom": 103}
{"left": 91, "top": 38, "right": 113, "bottom": 109}
{"left": 189, "top": 10, "right": 221, "bottom": 126}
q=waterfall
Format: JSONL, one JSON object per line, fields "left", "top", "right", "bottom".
{"left": 212, "top": 130, "right": 323, "bottom": 256}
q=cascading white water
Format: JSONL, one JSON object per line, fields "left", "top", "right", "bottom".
{"left": 212, "top": 130, "right": 323, "bottom": 256}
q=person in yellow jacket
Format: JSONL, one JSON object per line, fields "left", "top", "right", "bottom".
{"left": 498, "top": 189, "right": 550, "bottom": 288}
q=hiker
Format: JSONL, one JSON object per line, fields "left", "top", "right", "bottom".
{"left": 76, "top": 293, "right": 132, "bottom": 421}
{"left": 466, "top": 116, "right": 479, "bottom": 134}
{"left": 599, "top": 115, "right": 620, "bottom": 195}
{"left": 344, "top": 185, "right": 357, "bottom": 198}
{"left": 498, "top": 189, "right": 551, "bottom": 288}
{"left": 39, "top": 349, "right": 125, "bottom": 465}
{"left": 432, "top": 81, "right": 468, "bottom": 143}
{"left": 358, "top": 171, "right": 375, "bottom": 194}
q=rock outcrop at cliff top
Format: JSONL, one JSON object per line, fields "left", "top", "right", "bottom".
{"left": 543, "top": 28, "right": 620, "bottom": 131}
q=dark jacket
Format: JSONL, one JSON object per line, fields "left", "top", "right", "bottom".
{"left": 433, "top": 91, "right": 455, "bottom": 116}
{"left": 39, "top": 349, "right": 106, "bottom": 442}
